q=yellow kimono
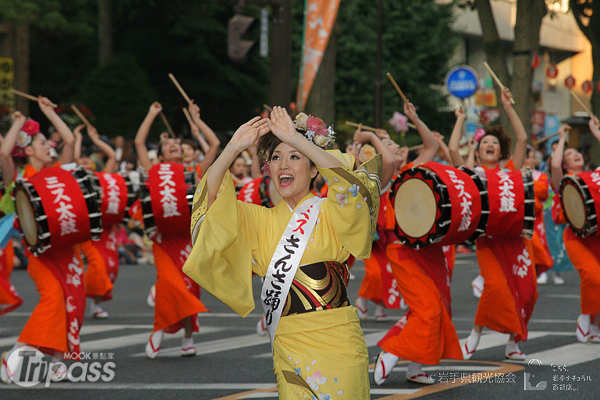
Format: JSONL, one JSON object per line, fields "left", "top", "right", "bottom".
{"left": 184, "top": 151, "right": 381, "bottom": 399}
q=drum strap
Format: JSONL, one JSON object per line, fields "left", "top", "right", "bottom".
{"left": 260, "top": 196, "right": 324, "bottom": 349}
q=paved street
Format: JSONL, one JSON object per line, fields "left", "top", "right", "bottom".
{"left": 1, "top": 253, "right": 599, "bottom": 399}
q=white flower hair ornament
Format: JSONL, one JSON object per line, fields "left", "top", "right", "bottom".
{"left": 293, "top": 112, "right": 336, "bottom": 149}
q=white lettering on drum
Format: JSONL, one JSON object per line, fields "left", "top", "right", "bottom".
{"left": 157, "top": 164, "right": 181, "bottom": 218}
{"left": 447, "top": 170, "right": 472, "bottom": 231}
{"left": 103, "top": 173, "right": 121, "bottom": 214}
{"left": 45, "top": 176, "right": 78, "bottom": 236}
{"left": 497, "top": 171, "right": 517, "bottom": 212}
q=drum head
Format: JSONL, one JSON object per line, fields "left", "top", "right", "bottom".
{"left": 563, "top": 183, "right": 586, "bottom": 230}
{"left": 268, "top": 178, "right": 282, "bottom": 207}
{"left": 15, "top": 189, "right": 38, "bottom": 246}
{"left": 394, "top": 178, "right": 436, "bottom": 238}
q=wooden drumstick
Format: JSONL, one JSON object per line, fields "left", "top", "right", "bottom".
{"left": 182, "top": 107, "right": 194, "bottom": 126}
{"left": 483, "top": 62, "right": 515, "bottom": 104}
{"left": 168, "top": 73, "right": 192, "bottom": 104}
{"left": 535, "top": 131, "right": 561, "bottom": 145}
{"left": 71, "top": 104, "right": 92, "bottom": 127}
{"left": 159, "top": 111, "right": 176, "bottom": 138}
{"left": 262, "top": 104, "right": 273, "bottom": 112}
{"left": 408, "top": 144, "right": 424, "bottom": 151}
{"left": 570, "top": 91, "right": 594, "bottom": 116}
{"left": 345, "top": 120, "right": 416, "bottom": 131}
{"left": 386, "top": 72, "right": 409, "bottom": 103}
{"left": 12, "top": 89, "right": 57, "bottom": 108}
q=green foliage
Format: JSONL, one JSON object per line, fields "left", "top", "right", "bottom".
{"left": 79, "top": 55, "right": 157, "bottom": 137}
{"left": 334, "top": 0, "right": 458, "bottom": 140}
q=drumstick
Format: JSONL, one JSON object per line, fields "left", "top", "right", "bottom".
{"left": 535, "top": 131, "right": 561, "bottom": 145}
{"left": 11, "top": 89, "right": 57, "bottom": 108}
{"left": 159, "top": 111, "right": 176, "bottom": 138}
{"left": 408, "top": 144, "right": 424, "bottom": 151}
{"left": 262, "top": 104, "right": 273, "bottom": 112}
{"left": 483, "top": 62, "right": 515, "bottom": 104}
{"left": 182, "top": 107, "right": 194, "bottom": 126}
{"left": 570, "top": 91, "right": 594, "bottom": 116}
{"left": 71, "top": 105, "right": 93, "bottom": 127}
{"left": 346, "top": 120, "right": 416, "bottom": 131}
{"left": 386, "top": 72, "right": 409, "bottom": 103}
{"left": 168, "top": 73, "right": 192, "bottom": 104}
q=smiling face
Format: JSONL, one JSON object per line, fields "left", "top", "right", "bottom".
{"left": 563, "top": 148, "right": 584, "bottom": 172}
{"left": 477, "top": 134, "right": 502, "bottom": 166}
{"left": 159, "top": 138, "right": 183, "bottom": 162}
{"left": 381, "top": 138, "right": 403, "bottom": 163}
{"left": 181, "top": 143, "right": 195, "bottom": 163}
{"left": 25, "top": 133, "right": 53, "bottom": 166}
{"left": 268, "top": 142, "right": 317, "bottom": 208}
{"left": 230, "top": 157, "right": 246, "bottom": 178}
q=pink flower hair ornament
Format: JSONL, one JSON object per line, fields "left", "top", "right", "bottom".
{"left": 293, "top": 112, "right": 336, "bottom": 149}
{"left": 11, "top": 119, "right": 40, "bottom": 157}
{"left": 474, "top": 128, "right": 486, "bottom": 143}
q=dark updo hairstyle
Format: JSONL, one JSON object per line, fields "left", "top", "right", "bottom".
{"left": 257, "top": 132, "right": 282, "bottom": 163}
{"left": 476, "top": 126, "right": 511, "bottom": 161}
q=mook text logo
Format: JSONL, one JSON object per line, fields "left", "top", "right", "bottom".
{"left": 5, "top": 346, "right": 116, "bottom": 387}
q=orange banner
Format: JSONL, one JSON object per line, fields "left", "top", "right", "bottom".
{"left": 296, "top": 0, "right": 341, "bottom": 111}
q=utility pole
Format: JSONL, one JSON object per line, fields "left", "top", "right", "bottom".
{"left": 269, "top": 0, "right": 292, "bottom": 109}
{"left": 374, "top": 0, "right": 383, "bottom": 128}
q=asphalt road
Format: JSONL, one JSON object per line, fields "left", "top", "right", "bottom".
{"left": 1, "top": 252, "right": 599, "bottom": 399}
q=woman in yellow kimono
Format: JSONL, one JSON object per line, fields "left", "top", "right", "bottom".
{"left": 184, "top": 107, "right": 381, "bottom": 399}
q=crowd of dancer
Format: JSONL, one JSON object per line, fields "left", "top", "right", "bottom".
{"left": 0, "top": 84, "right": 598, "bottom": 399}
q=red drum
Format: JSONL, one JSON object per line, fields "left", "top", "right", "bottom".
{"left": 94, "top": 172, "right": 136, "bottom": 228}
{"left": 139, "top": 162, "right": 194, "bottom": 238}
{"left": 481, "top": 167, "right": 535, "bottom": 238}
{"left": 390, "top": 162, "right": 486, "bottom": 248}
{"left": 13, "top": 166, "right": 103, "bottom": 255}
{"left": 560, "top": 171, "right": 600, "bottom": 237}
{"left": 237, "top": 175, "right": 282, "bottom": 208}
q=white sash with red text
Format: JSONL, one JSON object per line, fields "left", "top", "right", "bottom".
{"left": 261, "top": 196, "right": 325, "bottom": 348}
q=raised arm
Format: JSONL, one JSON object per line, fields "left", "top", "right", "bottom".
{"left": 39, "top": 97, "right": 75, "bottom": 164}
{"left": 205, "top": 117, "right": 269, "bottom": 209}
{"left": 353, "top": 129, "right": 395, "bottom": 188}
{"left": 268, "top": 106, "right": 343, "bottom": 169}
{"left": 134, "top": 102, "right": 162, "bottom": 170}
{"left": 73, "top": 124, "right": 84, "bottom": 162}
{"left": 502, "top": 88, "right": 528, "bottom": 169}
{"left": 404, "top": 102, "right": 439, "bottom": 167}
{"left": 434, "top": 131, "right": 452, "bottom": 164}
{"left": 465, "top": 138, "right": 476, "bottom": 169}
{"left": 448, "top": 107, "right": 466, "bottom": 167}
{"left": 248, "top": 144, "right": 262, "bottom": 178}
{"left": 87, "top": 126, "right": 117, "bottom": 173}
{"left": 589, "top": 116, "right": 600, "bottom": 143}
{"left": 550, "top": 125, "right": 570, "bottom": 190}
{"left": 0, "top": 112, "right": 25, "bottom": 185}
{"left": 189, "top": 102, "right": 221, "bottom": 177}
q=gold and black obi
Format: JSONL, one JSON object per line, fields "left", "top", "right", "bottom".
{"left": 282, "top": 261, "right": 350, "bottom": 317}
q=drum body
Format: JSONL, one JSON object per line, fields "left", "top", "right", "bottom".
{"left": 559, "top": 171, "right": 600, "bottom": 238}
{"left": 481, "top": 168, "right": 535, "bottom": 238}
{"left": 13, "top": 166, "right": 102, "bottom": 255}
{"left": 140, "top": 162, "right": 194, "bottom": 239}
{"left": 237, "top": 175, "right": 281, "bottom": 208}
{"left": 93, "top": 172, "right": 137, "bottom": 228}
{"left": 390, "top": 162, "right": 486, "bottom": 248}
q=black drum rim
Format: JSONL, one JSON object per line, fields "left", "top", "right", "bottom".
{"left": 560, "top": 175, "right": 596, "bottom": 237}
{"left": 459, "top": 167, "right": 489, "bottom": 245}
{"left": 13, "top": 180, "right": 51, "bottom": 256}
{"left": 390, "top": 166, "right": 452, "bottom": 249}
{"left": 521, "top": 169, "right": 536, "bottom": 239}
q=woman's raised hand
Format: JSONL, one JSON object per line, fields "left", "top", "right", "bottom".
{"left": 267, "top": 106, "right": 298, "bottom": 144}
{"left": 230, "top": 117, "right": 270, "bottom": 153}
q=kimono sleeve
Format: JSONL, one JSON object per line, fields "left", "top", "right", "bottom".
{"left": 318, "top": 153, "right": 382, "bottom": 259}
{"left": 183, "top": 169, "right": 266, "bottom": 317}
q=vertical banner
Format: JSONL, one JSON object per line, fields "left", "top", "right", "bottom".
{"left": 296, "top": 0, "right": 341, "bottom": 111}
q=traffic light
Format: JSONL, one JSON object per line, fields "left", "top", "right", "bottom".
{"left": 228, "top": 15, "right": 255, "bottom": 63}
